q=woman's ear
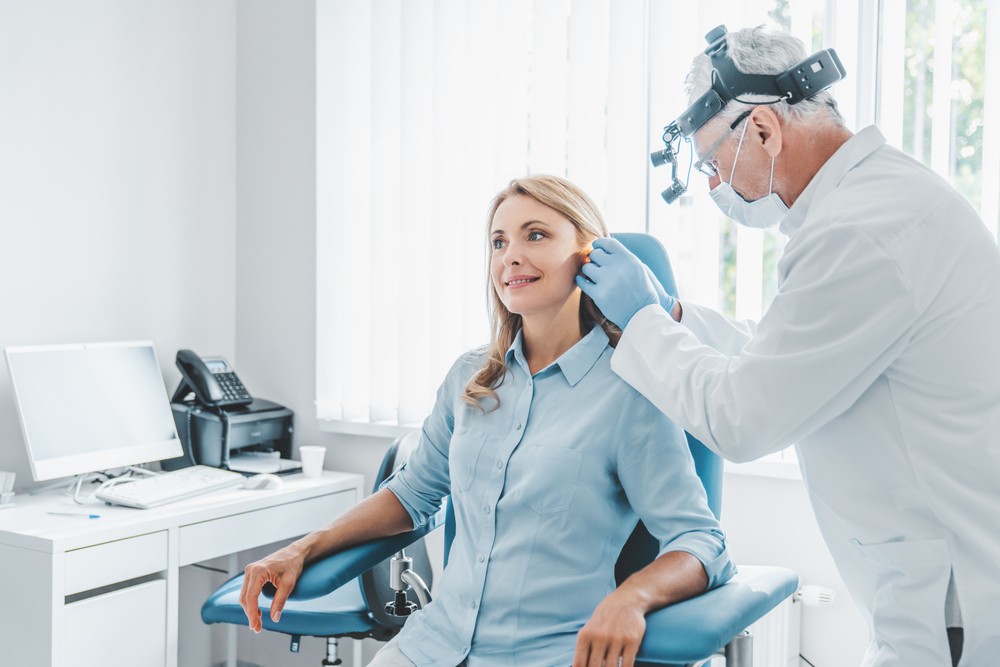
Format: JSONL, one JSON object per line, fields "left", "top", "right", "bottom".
{"left": 749, "top": 107, "right": 783, "bottom": 159}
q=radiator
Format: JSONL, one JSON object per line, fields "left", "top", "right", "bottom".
{"left": 743, "top": 596, "right": 801, "bottom": 667}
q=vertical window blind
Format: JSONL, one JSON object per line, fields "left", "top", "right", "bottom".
{"left": 316, "top": 0, "right": 651, "bottom": 431}
{"left": 316, "top": 0, "right": 1000, "bottom": 434}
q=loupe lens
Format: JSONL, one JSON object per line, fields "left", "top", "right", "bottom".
{"left": 661, "top": 181, "right": 686, "bottom": 204}
{"left": 650, "top": 149, "right": 670, "bottom": 168}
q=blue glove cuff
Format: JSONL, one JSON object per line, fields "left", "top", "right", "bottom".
{"left": 660, "top": 293, "right": 677, "bottom": 320}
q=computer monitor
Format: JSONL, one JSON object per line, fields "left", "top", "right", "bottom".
{"left": 4, "top": 341, "right": 183, "bottom": 481}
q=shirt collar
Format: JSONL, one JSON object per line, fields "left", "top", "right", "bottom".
{"left": 505, "top": 325, "right": 610, "bottom": 386}
{"left": 779, "top": 125, "right": 887, "bottom": 237}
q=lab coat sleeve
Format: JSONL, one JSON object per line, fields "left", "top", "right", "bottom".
{"left": 616, "top": 391, "right": 735, "bottom": 589}
{"left": 678, "top": 301, "right": 757, "bottom": 357}
{"left": 380, "top": 355, "right": 473, "bottom": 528}
{"left": 612, "top": 224, "right": 919, "bottom": 462}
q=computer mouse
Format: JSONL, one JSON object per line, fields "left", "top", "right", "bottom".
{"left": 243, "top": 473, "right": 284, "bottom": 490}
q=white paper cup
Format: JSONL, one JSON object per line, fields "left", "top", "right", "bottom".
{"left": 299, "top": 446, "right": 327, "bottom": 478}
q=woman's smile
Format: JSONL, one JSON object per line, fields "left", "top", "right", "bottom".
{"left": 505, "top": 275, "right": 540, "bottom": 289}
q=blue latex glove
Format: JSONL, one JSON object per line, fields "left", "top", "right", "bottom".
{"left": 576, "top": 237, "right": 669, "bottom": 329}
{"left": 642, "top": 263, "right": 677, "bottom": 318}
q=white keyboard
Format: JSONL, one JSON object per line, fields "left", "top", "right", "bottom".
{"left": 96, "top": 466, "right": 247, "bottom": 509}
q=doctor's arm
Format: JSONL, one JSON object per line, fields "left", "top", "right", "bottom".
{"left": 612, "top": 225, "right": 919, "bottom": 461}
{"left": 573, "top": 395, "right": 734, "bottom": 667}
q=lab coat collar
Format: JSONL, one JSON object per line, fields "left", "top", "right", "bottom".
{"left": 779, "top": 125, "right": 887, "bottom": 237}
{"left": 506, "top": 325, "right": 609, "bottom": 386}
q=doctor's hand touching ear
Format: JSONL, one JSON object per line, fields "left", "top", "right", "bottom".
{"left": 576, "top": 238, "right": 679, "bottom": 328}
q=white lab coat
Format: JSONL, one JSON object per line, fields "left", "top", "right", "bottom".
{"left": 612, "top": 126, "right": 1000, "bottom": 666}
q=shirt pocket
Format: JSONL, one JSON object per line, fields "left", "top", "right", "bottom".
{"left": 449, "top": 428, "right": 490, "bottom": 492}
{"left": 522, "top": 445, "right": 584, "bottom": 514}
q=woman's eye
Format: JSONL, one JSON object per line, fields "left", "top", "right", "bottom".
{"left": 492, "top": 238, "right": 506, "bottom": 250}
{"left": 528, "top": 231, "right": 545, "bottom": 241}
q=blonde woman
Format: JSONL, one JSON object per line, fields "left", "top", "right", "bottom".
{"left": 240, "top": 175, "right": 734, "bottom": 667}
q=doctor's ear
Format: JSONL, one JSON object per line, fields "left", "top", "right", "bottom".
{"left": 749, "top": 107, "right": 783, "bottom": 159}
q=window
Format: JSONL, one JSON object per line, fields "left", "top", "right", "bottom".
{"left": 316, "top": 0, "right": 999, "bottom": 438}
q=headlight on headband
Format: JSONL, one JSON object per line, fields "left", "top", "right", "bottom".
{"left": 651, "top": 24, "right": 847, "bottom": 204}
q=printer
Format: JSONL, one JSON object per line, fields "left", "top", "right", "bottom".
{"left": 161, "top": 398, "right": 296, "bottom": 473}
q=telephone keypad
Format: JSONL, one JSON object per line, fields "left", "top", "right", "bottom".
{"left": 215, "top": 372, "right": 251, "bottom": 402}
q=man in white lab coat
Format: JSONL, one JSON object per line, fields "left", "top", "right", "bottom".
{"left": 578, "top": 26, "right": 1000, "bottom": 667}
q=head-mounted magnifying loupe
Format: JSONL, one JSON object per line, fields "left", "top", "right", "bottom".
{"left": 651, "top": 25, "right": 846, "bottom": 204}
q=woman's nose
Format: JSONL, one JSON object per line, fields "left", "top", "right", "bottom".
{"left": 504, "top": 243, "right": 523, "bottom": 266}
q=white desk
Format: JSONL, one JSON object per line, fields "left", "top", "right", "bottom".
{"left": 0, "top": 470, "right": 364, "bottom": 667}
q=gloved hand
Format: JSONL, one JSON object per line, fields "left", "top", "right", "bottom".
{"left": 642, "top": 263, "right": 677, "bottom": 319}
{"left": 576, "top": 237, "right": 668, "bottom": 329}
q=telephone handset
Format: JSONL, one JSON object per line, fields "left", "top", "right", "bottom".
{"left": 172, "top": 350, "right": 252, "bottom": 408}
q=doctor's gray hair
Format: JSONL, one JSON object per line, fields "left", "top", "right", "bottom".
{"left": 685, "top": 26, "right": 846, "bottom": 137}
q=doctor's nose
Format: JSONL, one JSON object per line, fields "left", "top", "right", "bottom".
{"left": 708, "top": 172, "right": 721, "bottom": 190}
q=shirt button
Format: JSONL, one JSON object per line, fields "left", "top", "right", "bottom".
{"left": 471, "top": 601, "right": 477, "bottom": 609}
{"left": 484, "top": 506, "right": 491, "bottom": 514}
{"left": 478, "top": 555, "right": 485, "bottom": 562}
{"left": 516, "top": 422, "right": 522, "bottom": 430}
{"left": 496, "top": 460, "right": 503, "bottom": 469}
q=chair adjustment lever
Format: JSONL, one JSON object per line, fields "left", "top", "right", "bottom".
{"left": 384, "top": 549, "right": 432, "bottom": 617}
{"left": 385, "top": 589, "right": 418, "bottom": 617}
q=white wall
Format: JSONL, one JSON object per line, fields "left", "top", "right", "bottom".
{"left": 0, "top": 0, "right": 237, "bottom": 490}
{"left": 228, "top": 2, "right": 393, "bottom": 665}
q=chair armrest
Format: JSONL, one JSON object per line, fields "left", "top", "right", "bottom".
{"left": 278, "top": 510, "right": 446, "bottom": 602}
{"left": 637, "top": 565, "right": 799, "bottom": 664}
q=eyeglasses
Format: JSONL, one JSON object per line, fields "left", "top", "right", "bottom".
{"left": 693, "top": 110, "right": 752, "bottom": 178}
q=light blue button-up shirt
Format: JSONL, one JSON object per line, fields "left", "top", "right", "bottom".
{"left": 383, "top": 326, "right": 734, "bottom": 667}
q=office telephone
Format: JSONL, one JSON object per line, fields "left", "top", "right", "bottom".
{"left": 162, "top": 351, "right": 295, "bottom": 473}
{"left": 172, "top": 350, "right": 252, "bottom": 407}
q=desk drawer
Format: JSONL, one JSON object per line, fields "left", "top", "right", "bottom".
{"left": 65, "top": 531, "right": 168, "bottom": 595}
{"left": 178, "top": 490, "right": 355, "bottom": 566}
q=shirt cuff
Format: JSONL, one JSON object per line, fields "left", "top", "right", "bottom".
{"left": 379, "top": 465, "right": 437, "bottom": 529}
{"left": 661, "top": 532, "right": 737, "bottom": 590}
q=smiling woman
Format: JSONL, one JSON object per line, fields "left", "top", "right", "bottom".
{"left": 464, "top": 175, "right": 622, "bottom": 410}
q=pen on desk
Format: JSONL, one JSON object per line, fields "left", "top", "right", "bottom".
{"left": 46, "top": 511, "right": 101, "bottom": 519}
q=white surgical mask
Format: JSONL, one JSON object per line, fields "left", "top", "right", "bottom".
{"left": 709, "top": 120, "right": 789, "bottom": 229}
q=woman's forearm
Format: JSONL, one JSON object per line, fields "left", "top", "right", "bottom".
{"left": 289, "top": 488, "right": 415, "bottom": 565}
{"left": 617, "top": 549, "right": 708, "bottom": 612}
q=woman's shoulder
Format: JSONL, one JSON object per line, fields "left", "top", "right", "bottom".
{"left": 443, "top": 346, "right": 489, "bottom": 385}
{"left": 590, "top": 347, "right": 678, "bottom": 426}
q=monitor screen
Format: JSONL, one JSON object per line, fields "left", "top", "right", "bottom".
{"left": 4, "top": 341, "right": 183, "bottom": 481}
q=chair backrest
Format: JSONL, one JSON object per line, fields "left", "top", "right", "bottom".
{"left": 361, "top": 432, "right": 434, "bottom": 634}
{"left": 442, "top": 233, "right": 723, "bottom": 584}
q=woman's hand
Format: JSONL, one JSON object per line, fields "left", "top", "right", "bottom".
{"left": 236, "top": 488, "right": 415, "bottom": 633}
{"left": 572, "top": 550, "right": 708, "bottom": 667}
{"left": 572, "top": 588, "right": 647, "bottom": 667}
{"left": 239, "top": 545, "right": 307, "bottom": 632}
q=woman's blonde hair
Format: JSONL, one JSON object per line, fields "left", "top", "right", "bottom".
{"left": 462, "top": 174, "right": 621, "bottom": 412}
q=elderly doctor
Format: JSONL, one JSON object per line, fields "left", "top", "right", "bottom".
{"left": 578, "top": 25, "right": 1000, "bottom": 667}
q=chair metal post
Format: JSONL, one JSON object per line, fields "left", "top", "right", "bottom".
{"left": 725, "top": 631, "right": 752, "bottom": 667}
{"left": 322, "top": 637, "right": 341, "bottom": 666}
